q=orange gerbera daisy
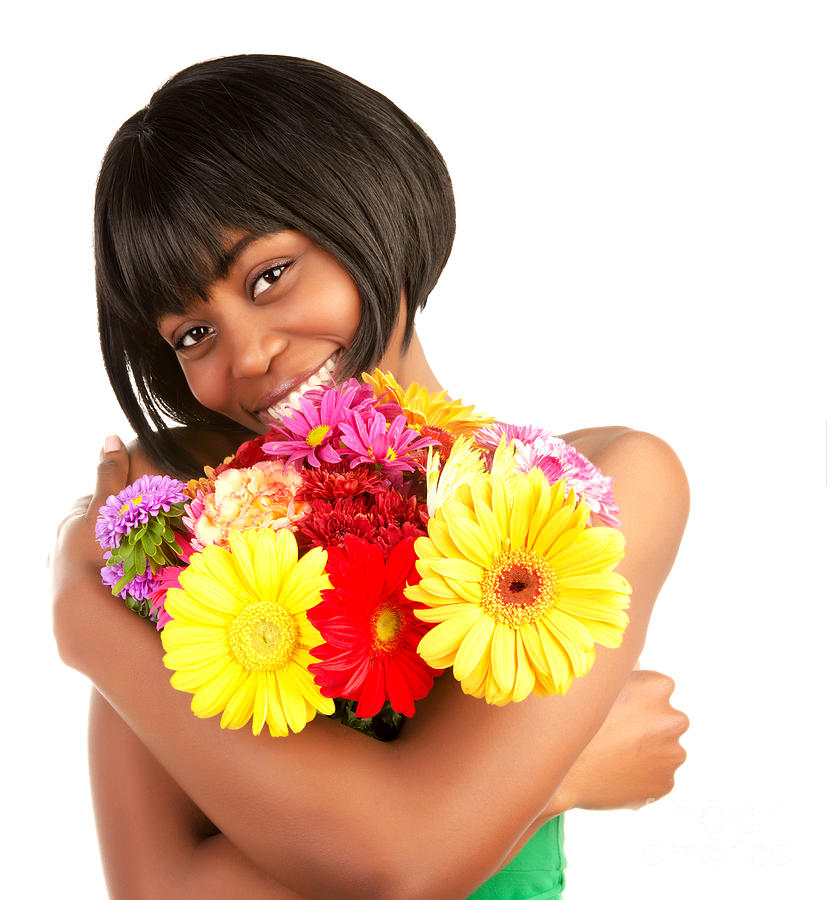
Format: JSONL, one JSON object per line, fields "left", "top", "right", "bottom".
{"left": 362, "top": 369, "right": 494, "bottom": 438}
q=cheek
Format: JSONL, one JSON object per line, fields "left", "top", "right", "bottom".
{"left": 180, "top": 363, "right": 231, "bottom": 415}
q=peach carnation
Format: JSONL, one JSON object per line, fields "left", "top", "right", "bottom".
{"left": 188, "top": 460, "right": 306, "bottom": 550}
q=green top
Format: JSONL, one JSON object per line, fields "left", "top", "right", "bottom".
{"left": 466, "top": 815, "right": 566, "bottom": 900}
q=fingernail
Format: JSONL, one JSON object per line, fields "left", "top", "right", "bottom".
{"left": 104, "top": 435, "right": 122, "bottom": 453}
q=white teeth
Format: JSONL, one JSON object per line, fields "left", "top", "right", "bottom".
{"left": 261, "top": 351, "right": 341, "bottom": 424}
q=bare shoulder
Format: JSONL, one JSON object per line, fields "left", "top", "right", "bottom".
{"left": 563, "top": 426, "right": 690, "bottom": 583}
{"left": 561, "top": 426, "right": 688, "bottom": 502}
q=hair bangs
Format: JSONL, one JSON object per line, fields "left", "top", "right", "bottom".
{"left": 97, "top": 141, "right": 248, "bottom": 327}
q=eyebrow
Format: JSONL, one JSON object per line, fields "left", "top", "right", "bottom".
{"left": 213, "top": 232, "right": 264, "bottom": 279}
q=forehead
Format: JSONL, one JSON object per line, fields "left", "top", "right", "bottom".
{"left": 155, "top": 229, "right": 310, "bottom": 327}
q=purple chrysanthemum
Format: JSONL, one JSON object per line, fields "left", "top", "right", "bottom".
{"left": 101, "top": 558, "right": 162, "bottom": 604}
{"left": 263, "top": 379, "right": 377, "bottom": 468}
{"left": 339, "top": 409, "right": 437, "bottom": 478}
{"left": 96, "top": 475, "right": 187, "bottom": 549}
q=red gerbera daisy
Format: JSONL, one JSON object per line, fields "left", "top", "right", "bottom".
{"left": 308, "top": 535, "right": 440, "bottom": 717}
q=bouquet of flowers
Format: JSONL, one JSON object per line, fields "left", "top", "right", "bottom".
{"left": 96, "top": 371, "right": 631, "bottom": 740}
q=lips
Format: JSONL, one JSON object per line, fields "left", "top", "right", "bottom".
{"left": 254, "top": 351, "right": 341, "bottom": 425}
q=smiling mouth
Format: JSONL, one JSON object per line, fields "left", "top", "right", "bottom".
{"left": 255, "top": 350, "right": 342, "bottom": 426}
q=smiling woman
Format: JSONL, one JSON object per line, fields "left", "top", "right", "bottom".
{"left": 96, "top": 54, "right": 455, "bottom": 476}
{"left": 155, "top": 232, "right": 363, "bottom": 433}
{"left": 52, "top": 53, "right": 690, "bottom": 899}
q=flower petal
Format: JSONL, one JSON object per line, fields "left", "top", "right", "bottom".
{"left": 491, "top": 624, "right": 517, "bottom": 694}
{"left": 453, "top": 614, "right": 495, "bottom": 682}
{"left": 417, "top": 605, "right": 482, "bottom": 664}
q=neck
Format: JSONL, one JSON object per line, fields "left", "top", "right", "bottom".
{"left": 386, "top": 328, "right": 443, "bottom": 394}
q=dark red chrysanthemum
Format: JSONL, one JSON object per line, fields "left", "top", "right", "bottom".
{"left": 308, "top": 535, "right": 440, "bottom": 717}
{"left": 294, "top": 497, "right": 377, "bottom": 550}
{"left": 294, "top": 487, "right": 429, "bottom": 557}
{"left": 369, "top": 489, "right": 429, "bottom": 556}
{"left": 296, "top": 461, "right": 385, "bottom": 503}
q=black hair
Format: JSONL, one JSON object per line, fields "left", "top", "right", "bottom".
{"left": 95, "top": 54, "right": 455, "bottom": 476}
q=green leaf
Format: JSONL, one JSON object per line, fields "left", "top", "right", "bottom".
{"left": 121, "top": 545, "right": 138, "bottom": 581}
{"left": 113, "top": 572, "right": 132, "bottom": 595}
{"left": 134, "top": 545, "right": 146, "bottom": 577}
{"left": 149, "top": 548, "right": 167, "bottom": 567}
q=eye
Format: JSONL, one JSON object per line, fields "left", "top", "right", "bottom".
{"left": 175, "top": 325, "right": 215, "bottom": 350}
{"left": 251, "top": 262, "right": 290, "bottom": 299}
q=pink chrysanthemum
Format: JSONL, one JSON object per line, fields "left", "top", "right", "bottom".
{"left": 511, "top": 435, "right": 568, "bottom": 484}
{"left": 339, "top": 410, "right": 436, "bottom": 479}
{"left": 147, "top": 534, "right": 196, "bottom": 630}
{"left": 474, "top": 422, "right": 551, "bottom": 451}
{"left": 148, "top": 566, "right": 183, "bottom": 630}
{"left": 96, "top": 475, "right": 187, "bottom": 549}
{"left": 557, "top": 444, "right": 622, "bottom": 526}
{"left": 263, "top": 379, "right": 377, "bottom": 468}
{"left": 512, "top": 437, "right": 621, "bottom": 526}
{"left": 477, "top": 423, "right": 621, "bottom": 526}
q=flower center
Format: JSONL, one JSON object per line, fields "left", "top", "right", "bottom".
{"left": 419, "top": 424, "right": 454, "bottom": 459}
{"left": 120, "top": 494, "right": 144, "bottom": 515}
{"left": 228, "top": 601, "right": 298, "bottom": 671}
{"left": 371, "top": 604, "right": 401, "bottom": 651}
{"left": 306, "top": 424, "right": 331, "bottom": 447}
{"left": 480, "top": 549, "right": 557, "bottom": 627}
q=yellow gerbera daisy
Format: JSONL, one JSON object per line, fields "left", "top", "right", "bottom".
{"left": 362, "top": 369, "right": 494, "bottom": 437}
{"left": 406, "top": 468, "right": 631, "bottom": 705}
{"left": 161, "top": 528, "right": 335, "bottom": 736}
{"left": 425, "top": 436, "right": 486, "bottom": 516}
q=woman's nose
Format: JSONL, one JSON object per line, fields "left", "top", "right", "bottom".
{"left": 230, "top": 326, "right": 288, "bottom": 379}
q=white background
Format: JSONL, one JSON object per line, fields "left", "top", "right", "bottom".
{"left": 4, "top": 1, "right": 824, "bottom": 896}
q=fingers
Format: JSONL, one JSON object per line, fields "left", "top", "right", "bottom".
{"left": 88, "top": 435, "right": 130, "bottom": 517}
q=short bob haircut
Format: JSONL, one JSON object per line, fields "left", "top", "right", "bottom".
{"left": 96, "top": 54, "right": 455, "bottom": 476}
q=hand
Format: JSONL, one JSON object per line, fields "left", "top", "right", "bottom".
{"left": 556, "top": 669, "right": 689, "bottom": 811}
{"left": 51, "top": 435, "right": 131, "bottom": 671}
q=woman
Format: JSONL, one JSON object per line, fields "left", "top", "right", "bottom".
{"left": 52, "top": 54, "right": 689, "bottom": 898}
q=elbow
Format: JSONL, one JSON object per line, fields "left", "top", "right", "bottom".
{"left": 303, "top": 824, "right": 464, "bottom": 900}
{"left": 357, "top": 838, "right": 485, "bottom": 900}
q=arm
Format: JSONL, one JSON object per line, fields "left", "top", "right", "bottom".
{"left": 54, "top": 429, "right": 688, "bottom": 899}
{"left": 90, "top": 668, "right": 687, "bottom": 896}
{"left": 89, "top": 688, "right": 307, "bottom": 900}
